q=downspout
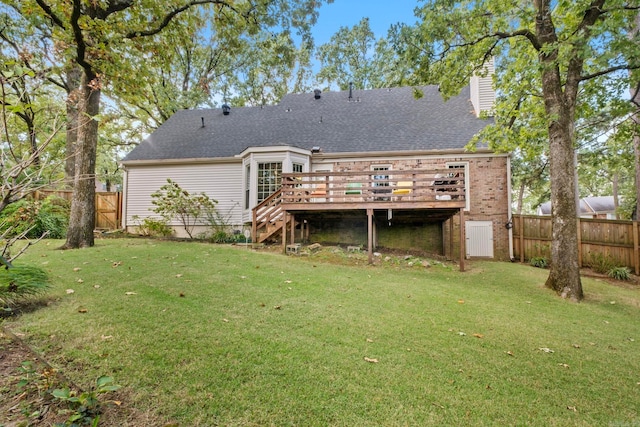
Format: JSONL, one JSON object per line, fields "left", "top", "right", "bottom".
{"left": 506, "top": 154, "right": 515, "bottom": 261}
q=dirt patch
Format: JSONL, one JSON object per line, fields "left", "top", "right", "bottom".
{"left": 0, "top": 327, "right": 154, "bottom": 426}
{"left": 580, "top": 267, "right": 640, "bottom": 290}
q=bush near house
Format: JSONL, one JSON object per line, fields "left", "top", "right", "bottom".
{"left": 150, "top": 179, "right": 217, "bottom": 239}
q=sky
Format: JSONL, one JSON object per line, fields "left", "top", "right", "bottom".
{"left": 312, "top": 1, "right": 420, "bottom": 45}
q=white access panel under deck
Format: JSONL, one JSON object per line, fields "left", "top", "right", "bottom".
{"left": 465, "top": 220, "right": 494, "bottom": 258}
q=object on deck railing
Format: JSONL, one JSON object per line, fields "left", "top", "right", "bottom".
{"left": 392, "top": 181, "right": 413, "bottom": 196}
{"left": 346, "top": 182, "right": 363, "bottom": 195}
{"left": 310, "top": 183, "right": 327, "bottom": 196}
{"left": 433, "top": 173, "right": 461, "bottom": 199}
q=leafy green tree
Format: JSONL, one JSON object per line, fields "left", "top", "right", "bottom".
{"left": 13, "top": 0, "right": 326, "bottom": 250}
{"left": 403, "top": 0, "right": 640, "bottom": 301}
{"left": 316, "top": 17, "right": 414, "bottom": 91}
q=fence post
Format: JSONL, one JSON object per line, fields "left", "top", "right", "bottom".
{"left": 519, "top": 215, "right": 525, "bottom": 263}
{"left": 634, "top": 221, "right": 639, "bottom": 276}
{"left": 577, "top": 218, "right": 582, "bottom": 267}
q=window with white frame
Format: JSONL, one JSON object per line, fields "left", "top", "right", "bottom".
{"left": 244, "top": 165, "right": 251, "bottom": 209}
{"left": 257, "top": 162, "right": 282, "bottom": 203}
{"left": 371, "top": 165, "right": 391, "bottom": 199}
{"left": 447, "top": 162, "right": 470, "bottom": 210}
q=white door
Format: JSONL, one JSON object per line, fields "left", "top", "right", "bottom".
{"left": 466, "top": 221, "right": 494, "bottom": 258}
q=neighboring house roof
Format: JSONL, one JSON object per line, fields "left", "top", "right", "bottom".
{"left": 537, "top": 196, "right": 618, "bottom": 216}
{"left": 122, "top": 85, "right": 491, "bottom": 163}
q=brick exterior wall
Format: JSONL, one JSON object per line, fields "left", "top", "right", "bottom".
{"left": 308, "top": 154, "right": 511, "bottom": 260}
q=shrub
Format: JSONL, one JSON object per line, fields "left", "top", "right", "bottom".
{"left": 204, "top": 229, "right": 249, "bottom": 244}
{"left": 0, "top": 265, "right": 50, "bottom": 309}
{"left": 0, "top": 196, "right": 69, "bottom": 239}
{"left": 529, "top": 256, "right": 548, "bottom": 268}
{"left": 607, "top": 266, "right": 631, "bottom": 281}
{"left": 151, "top": 179, "right": 218, "bottom": 238}
{"left": 586, "top": 252, "right": 616, "bottom": 274}
{"left": 133, "top": 215, "right": 173, "bottom": 237}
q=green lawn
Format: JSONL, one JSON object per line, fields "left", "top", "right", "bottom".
{"left": 4, "top": 238, "right": 640, "bottom": 426}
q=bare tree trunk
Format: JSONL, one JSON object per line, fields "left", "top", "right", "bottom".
{"left": 62, "top": 71, "right": 99, "bottom": 249}
{"left": 516, "top": 180, "right": 525, "bottom": 215}
{"left": 544, "top": 115, "right": 583, "bottom": 300}
{"left": 535, "top": 0, "right": 583, "bottom": 301}
{"left": 65, "top": 66, "right": 81, "bottom": 186}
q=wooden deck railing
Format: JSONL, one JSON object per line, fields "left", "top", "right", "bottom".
{"left": 252, "top": 188, "right": 286, "bottom": 243}
{"left": 251, "top": 169, "right": 466, "bottom": 243}
{"left": 280, "top": 169, "right": 465, "bottom": 207}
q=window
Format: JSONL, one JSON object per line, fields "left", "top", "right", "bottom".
{"left": 371, "top": 165, "right": 390, "bottom": 187}
{"left": 257, "top": 162, "right": 282, "bottom": 203}
{"left": 371, "top": 165, "right": 391, "bottom": 199}
{"left": 447, "top": 162, "right": 470, "bottom": 210}
{"left": 293, "top": 163, "right": 303, "bottom": 173}
{"left": 244, "top": 165, "right": 251, "bottom": 209}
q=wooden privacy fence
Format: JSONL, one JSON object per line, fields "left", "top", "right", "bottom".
{"left": 34, "top": 190, "right": 122, "bottom": 231}
{"left": 513, "top": 214, "right": 640, "bottom": 274}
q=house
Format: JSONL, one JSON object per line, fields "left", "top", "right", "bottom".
{"left": 537, "top": 196, "right": 619, "bottom": 219}
{"left": 122, "top": 75, "right": 512, "bottom": 264}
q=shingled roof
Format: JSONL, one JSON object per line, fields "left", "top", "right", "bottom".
{"left": 122, "top": 85, "right": 491, "bottom": 163}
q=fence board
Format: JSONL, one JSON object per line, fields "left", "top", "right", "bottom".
{"left": 513, "top": 214, "right": 639, "bottom": 272}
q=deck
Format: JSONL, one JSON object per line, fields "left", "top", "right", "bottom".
{"left": 280, "top": 169, "right": 465, "bottom": 210}
{"left": 252, "top": 169, "right": 467, "bottom": 270}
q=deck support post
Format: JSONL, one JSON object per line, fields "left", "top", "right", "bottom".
{"left": 459, "top": 208, "right": 465, "bottom": 272}
{"left": 367, "top": 208, "right": 374, "bottom": 264}
{"left": 448, "top": 218, "right": 454, "bottom": 259}
{"left": 290, "top": 213, "right": 296, "bottom": 244}
{"left": 282, "top": 211, "right": 288, "bottom": 253}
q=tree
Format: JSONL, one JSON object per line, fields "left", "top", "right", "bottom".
{"left": 404, "top": 0, "right": 640, "bottom": 301}
{"left": 632, "top": 12, "right": 640, "bottom": 219}
{"left": 316, "top": 17, "right": 415, "bottom": 91}
{"left": 0, "top": 53, "right": 65, "bottom": 212}
{"left": 0, "top": 60, "right": 64, "bottom": 288}
{"left": 18, "top": 0, "right": 326, "bottom": 249}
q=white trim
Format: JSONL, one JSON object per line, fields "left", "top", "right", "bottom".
{"left": 236, "top": 145, "right": 311, "bottom": 157}
{"left": 122, "top": 157, "right": 241, "bottom": 167}
{"left": 311, "top": 149, "right": 500, "bottom": 161}
{"left": 121, "top": 168, "right": 128, "bottom": 230}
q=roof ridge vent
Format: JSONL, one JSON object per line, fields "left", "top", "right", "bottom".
{"left": 314, "top": 89, "right": 321, "bottom": 99}
{"left": 222, "top": 104, "right": 231, "bottom": 115}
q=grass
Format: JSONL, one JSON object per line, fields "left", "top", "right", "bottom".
{"left": 3, "top": 238, "right": 640, "bottom": 426}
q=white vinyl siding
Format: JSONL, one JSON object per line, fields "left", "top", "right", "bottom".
{"left": 125, "top": 163, "right": 243, "bottom": 230}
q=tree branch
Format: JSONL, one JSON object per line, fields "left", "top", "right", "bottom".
{"left": 125, "top": 1, "right": 242, "bottom": 39}
{"left": 70, "top": 0, "right": 92, "bottom": 75}
{"left": 34, "top": 0, "right": 66, "bottom": 29}
{"left": 631, "top": 81, "right": 640, "bottom": 108}
{"left": 579, "top": 63, "right": 640, "bottom": 82}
